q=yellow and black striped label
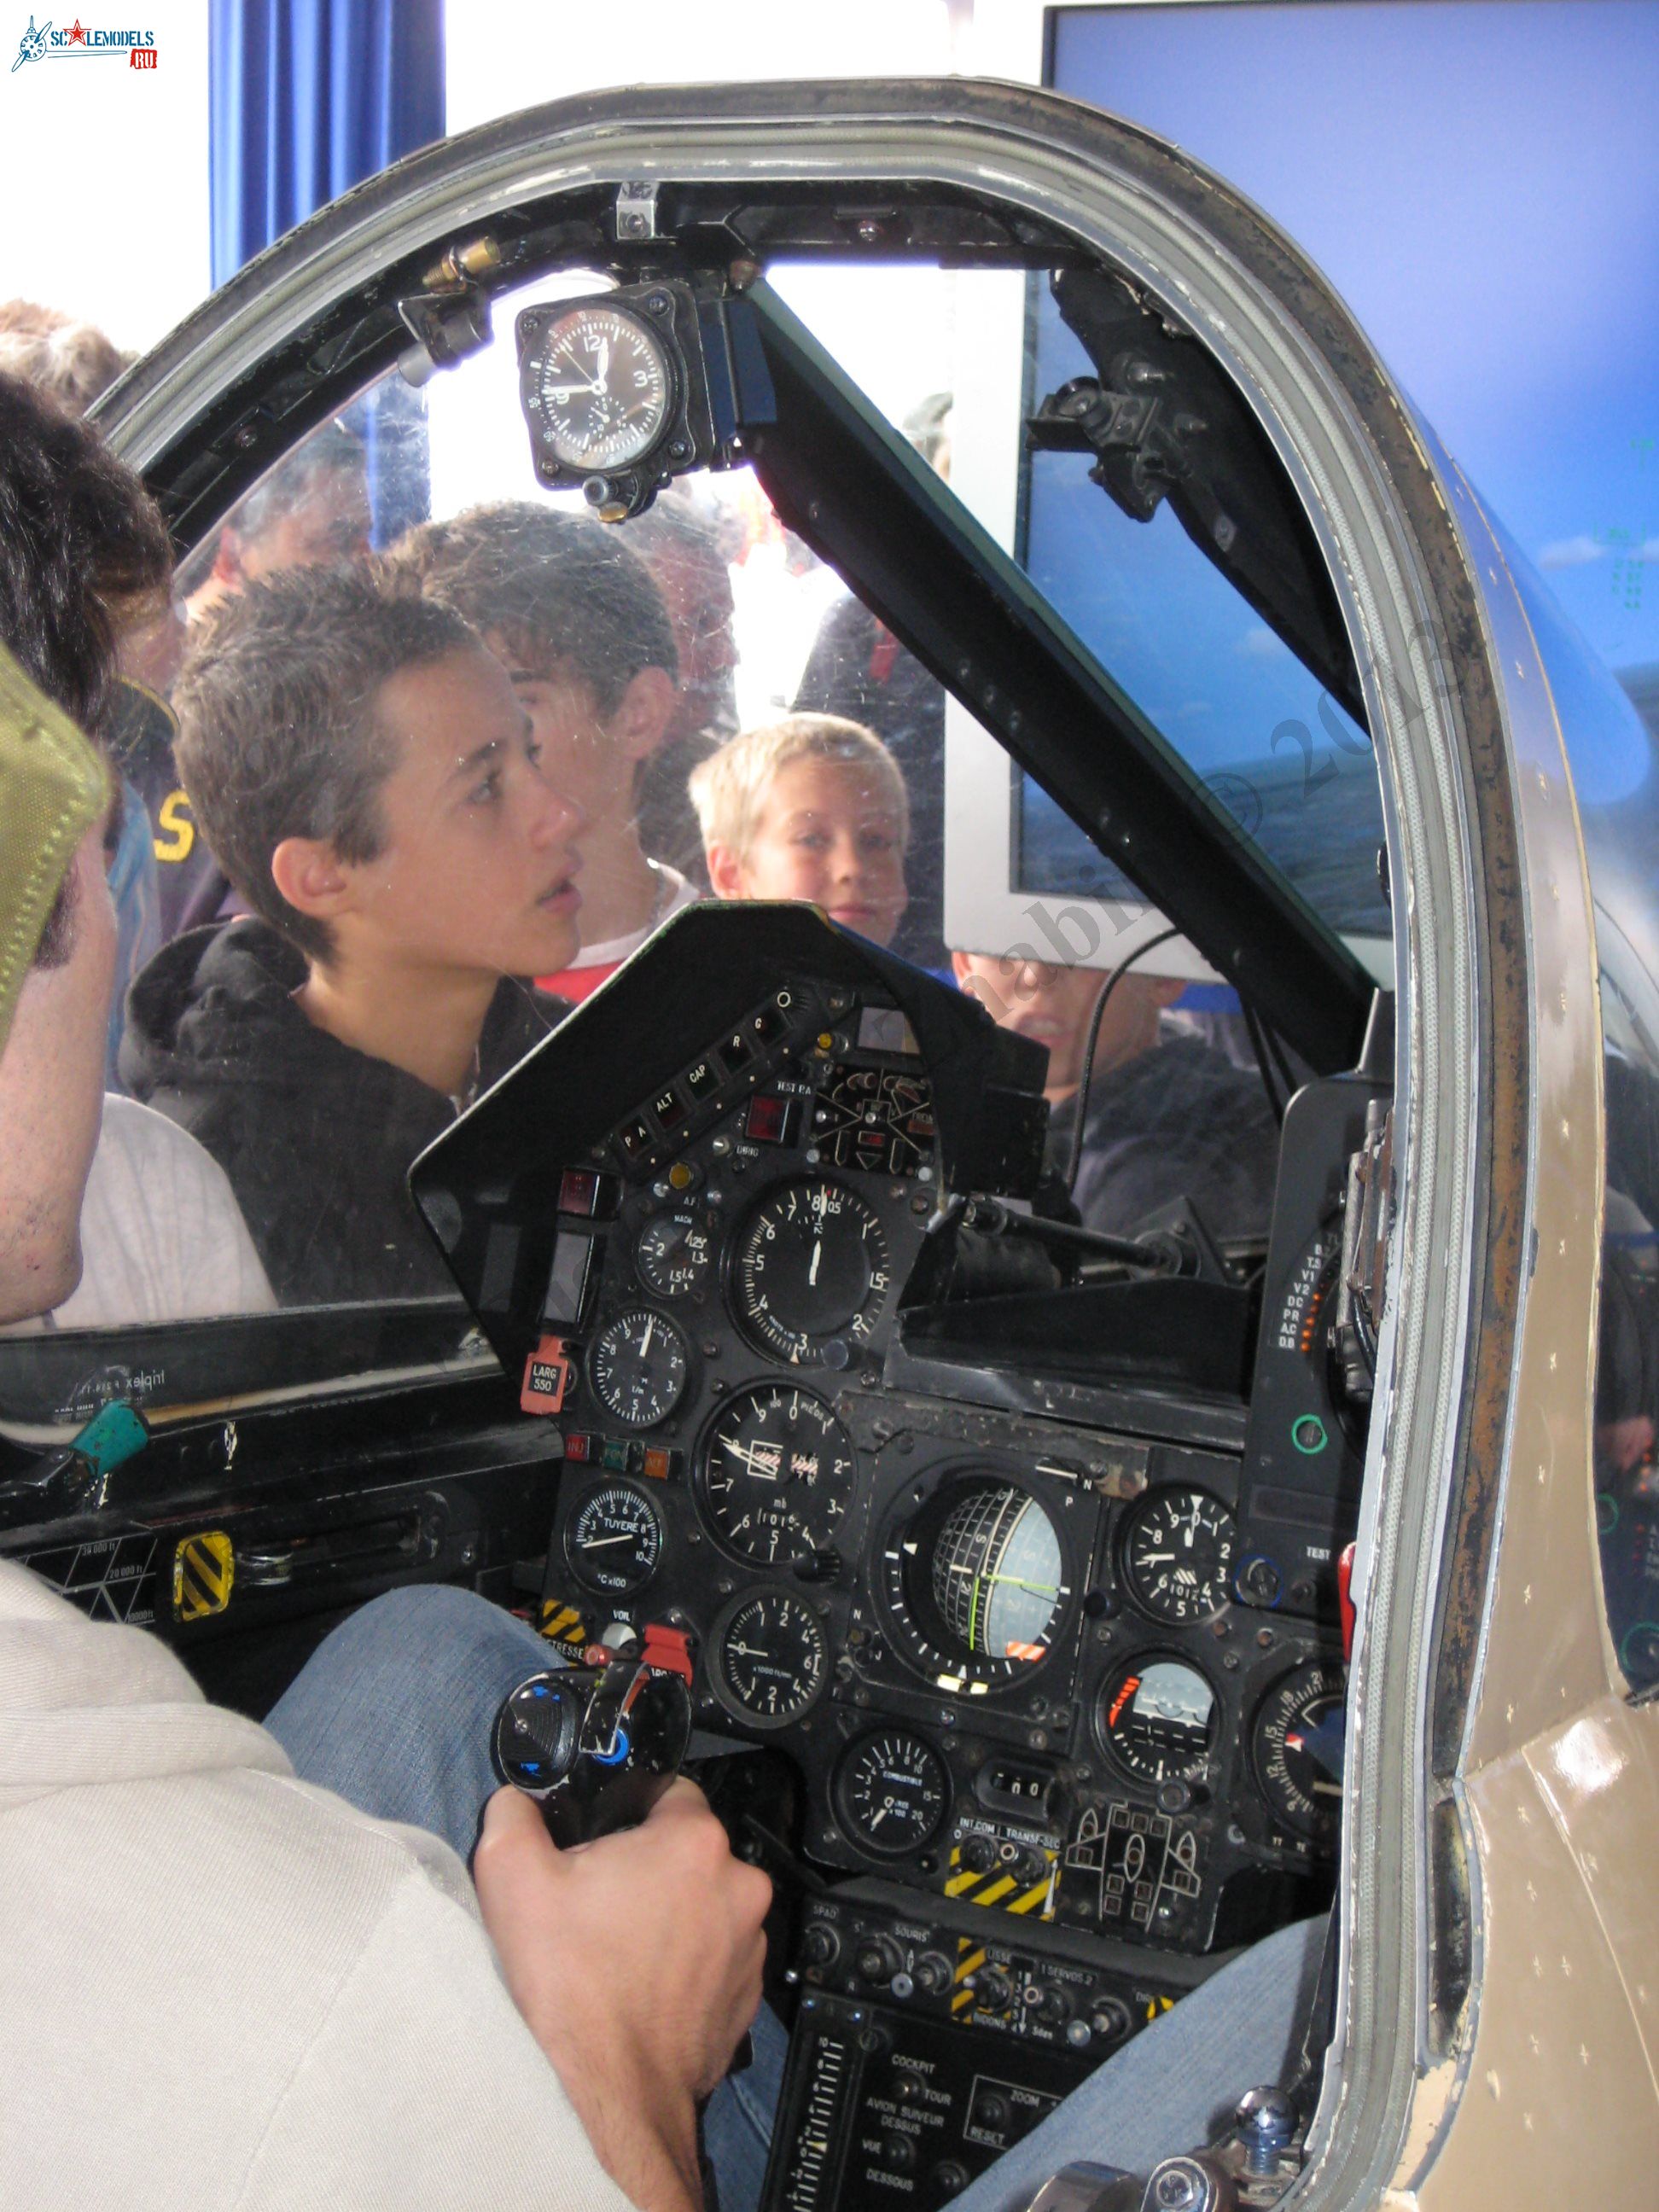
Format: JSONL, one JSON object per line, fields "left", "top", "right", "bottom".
{"left": 944, "top": 1841, "right": 1057, "bottom": 1920}
{"left": 172, "top": 1532, "right": 234, "bottom": 1622}
{"left": 538, "top": 1598, "right": 589, "bottom": 1647}
{"left": 951, "top": 1940, "right": 987, "bottom": 2016}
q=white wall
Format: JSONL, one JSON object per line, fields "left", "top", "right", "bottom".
{"left": 0, "top": 0, "right": 212, "bottom": 356}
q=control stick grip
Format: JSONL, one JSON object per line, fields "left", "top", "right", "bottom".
{"left": 492, "top": 1662, "right": 693, "bottom": 1848}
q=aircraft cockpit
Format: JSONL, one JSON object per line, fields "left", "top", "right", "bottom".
{"left": 4, "top": 79, "right": 1657, "bottom": 2212}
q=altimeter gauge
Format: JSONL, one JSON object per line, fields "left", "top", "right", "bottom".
{"left": 699, "top": 1384, "right": 858, "bottom": 1564}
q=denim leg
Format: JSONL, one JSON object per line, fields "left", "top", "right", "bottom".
{"left": 265, "top": 1581, "right": 555, "bottom": 1862}
{"left": 702, "top": 1999, "right": 789, "bottom": 2212}
{"left": 946, "top": 1914, "right": 1329, "bottom": 2212}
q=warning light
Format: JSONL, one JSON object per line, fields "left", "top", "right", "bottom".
{"left": 745, "top": 1092, "right": 799, "bottom": 1145}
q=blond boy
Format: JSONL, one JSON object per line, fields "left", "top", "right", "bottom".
{"left": 690, "top": 713, "right": 909, "bottom": 948}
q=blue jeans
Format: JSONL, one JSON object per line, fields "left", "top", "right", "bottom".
{"left": 267, "top": 1585, "right": 1324, "bottom": 2212}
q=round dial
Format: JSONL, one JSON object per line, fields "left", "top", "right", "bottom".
{"left": 700, "top": 1384, "right": 858, "bottom": 1565}
{"left": 731, "top": 1178, "right": 891, "bottom": 1365}
{"left": 1251, "top": 1661, "right": 1346, "bottom": 1844}
{"left": 833, "top": 1730, "right": 950, "bottom": 1858}
{"left": 635, "top": 1208, "right": 715, "bottom": 1301}
{"left": 526, "top": 304, "right": 672, "bottom": 470}
{"left": 1098, "top": 1656, "right": 1218, "bottom": 1786}
{"left": 711, "top": 1588, "right": 829, "bottom": 1727}
{"left": 1122, "top": 1488, "right": 1237, "bottom": 1623}
{"left": 585, "top": 1307, "right": 690, "bottom": 1428}
{"left": 882, "top": 1476, "right": 1071, "bottom": 1688}
{"left": 566, "top": 1483, "right": 663, "bottom": 1594}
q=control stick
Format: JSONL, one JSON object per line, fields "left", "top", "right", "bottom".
{"left": 493, "top": 1658, "right": 692, "bottom": 1847}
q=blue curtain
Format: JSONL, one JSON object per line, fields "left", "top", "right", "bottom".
{"left": 208, "top": 0, "right": 445, "bottom": 544}
{"left": 209, "top": 0, "right": 445, "bottom": 285}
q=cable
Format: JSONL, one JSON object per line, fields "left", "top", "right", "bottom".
{"left": 1240, "top": 999, "right": 1286, "bottom": 1127}
{"left": 1065, "top": 923, "right": 1182, "bottom": 1198}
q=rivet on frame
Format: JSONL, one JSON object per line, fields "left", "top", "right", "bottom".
{"left": 1538, "top": 1463, "right": 1548, "bottom": 1485}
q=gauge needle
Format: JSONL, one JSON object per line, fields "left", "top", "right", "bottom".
{"left": 641, "top": 1314, "right": 655, "bottom": 1359}
{"left": 584, "top": 1533, "right": 640, "bottom": 1547}
{"left": 809, "top": 1237, "right": 822, "bottom": 1287}
{"left": 723, "top": 1438, "right": 783, "bottom": 1479}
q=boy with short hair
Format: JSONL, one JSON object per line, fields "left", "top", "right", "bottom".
{"left": 389, "top": 501, "right": 695, "bottom": 999}
{"left": 120, "top": 565, "right": 583, "bottom": 1305}
{"left": 688, "top": 712, "right": 910, "bottom": 950}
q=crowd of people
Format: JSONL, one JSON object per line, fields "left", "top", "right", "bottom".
{"left": 0, "top": 298, "right": 1281, "bottom": 1332}
{"left": 0, "top": 314, "right": 1318, "bottom": 2210}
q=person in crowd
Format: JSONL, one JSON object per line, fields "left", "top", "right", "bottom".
{"left": 183, "top": 418, "right": 371, "bottom": 623}
{"left": 690, "top": 712, "right": 910, "bottom": 951}
{"left": 626, "top": 492, "right": 742, "bottom": 879}
{"left": 0, "top": 297, "right": 132, "bottom": 416}
{"left": 954, "top": 948, "right": 1281, "bottom": 1243}
{"left": 388, "top": 499, "right": 696, "bottom": 1000}
{"left": 0, "top": 307, "right": 176, "bottom": 1070}
{"left": 119, "top": 566, "right": 581, "bottom": 1305}
{"left": 0, "top": 369, "right": 273, "bottom": 1329}
{"left": 793, "top": 392, "right": 953, "bottom": 969}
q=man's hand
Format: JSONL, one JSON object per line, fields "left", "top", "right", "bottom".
{"left": 474, "top": 1777, "right": 771, "bottom": 2212}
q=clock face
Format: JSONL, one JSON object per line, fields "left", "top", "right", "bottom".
{"left": 525, "top": 304, "right": 673, "bottom": 471}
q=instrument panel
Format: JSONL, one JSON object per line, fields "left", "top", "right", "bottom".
{"left": 406, "top": 906, "right": 1373, "bottom": 2209}
{"left": 491, "top": 957, "right": 1348, "bottom": 1962}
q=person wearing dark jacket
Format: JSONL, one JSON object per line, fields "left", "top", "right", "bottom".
{"left": 121, "top": 568, "right": 583, "bottom": 1307}
{"left": 953, "top": 950, "right": 1278, "bottom": 1243}
{"left": 121, "top": 920, "right": 562, "bottom": 1303}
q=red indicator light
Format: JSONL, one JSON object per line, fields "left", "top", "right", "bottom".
{"left": 745, "top": 1092, "right": 798, "bottom": 1145}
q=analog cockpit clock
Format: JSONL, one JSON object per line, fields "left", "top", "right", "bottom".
{"left": 521, "top": 301, "right": 675, "bottom": 473}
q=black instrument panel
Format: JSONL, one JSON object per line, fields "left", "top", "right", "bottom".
{"left": 406, "top": 907, "right": 1372, "bottom": 2211}
{"left": 474, "top": 952, "right": 1348, "bottom": 1963}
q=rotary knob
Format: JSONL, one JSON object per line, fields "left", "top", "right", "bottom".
{"left": 856, "top": 1935, "right": 905, "bottom": 1986}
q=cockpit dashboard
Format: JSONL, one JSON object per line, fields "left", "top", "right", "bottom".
{"left": 408, "top": 899, "right": 1380, "bottom": 2209}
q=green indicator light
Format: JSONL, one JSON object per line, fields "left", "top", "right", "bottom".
{"left": 1291, "top": 1415, "right": 1329, "bottom": 1456}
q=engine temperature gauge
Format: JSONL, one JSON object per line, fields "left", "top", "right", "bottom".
{"left": 566, "top": 1483, "right": 663, "bottom": 1594}
{"left": 833, "top": 1730, "right": 949, "bottom": 1857}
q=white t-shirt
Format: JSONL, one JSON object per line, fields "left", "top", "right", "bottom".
{"left": 45, "top": 1095, "right": 275, "bottom": 1329}
{"left": 0, "top": 1559, "right": 637, "bottom": 2210}
{"left": 574, "top": 864, "right": 701, "bottom": 970}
